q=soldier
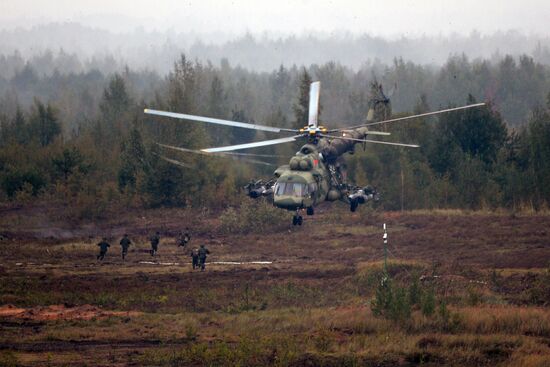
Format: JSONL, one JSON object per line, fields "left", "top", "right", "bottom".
{"left": 97, "top": 237, "right": 110, "bottom": 261}
{"left": 198, "top": 244, "right": 210, "bottom": 271}
{"left": 190, "top": 248, "right": 199, "bottom": 270}
{"left": 149, "top": 231, "right": 160, "bottom": 256}
{"left": 177, "top": 231, "right": 191, "bottom": 248}
{"left": 119, "top": 234, "right": 131, "bottom": 260}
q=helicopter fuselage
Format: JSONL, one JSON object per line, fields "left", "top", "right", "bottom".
{"left": 271, "top": 142, "right": 348, "bottom": 212}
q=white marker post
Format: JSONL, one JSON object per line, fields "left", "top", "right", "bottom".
{"left": 383, "top": 223, "right": 388, "bottom": 279}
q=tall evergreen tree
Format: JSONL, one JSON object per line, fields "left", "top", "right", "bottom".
{"left": 99, "top": 74, "right": 131, "bottom": 123}
{"left": 118, "top": 126, "right": 147, "bottom": 191}
{"left": 12, "top": 106, "right": 28, "bottom": 145}
{"left": 293, "top": 68, "right": 312, "bottom": 129}
{"left": 208, "top": 75, "right": 226, "bottom": 118}
{"left": 99, "top": 73, "right": 132, "bottom": 139}
{"left": 28, "top": 99, "right": 61, "bottom": 147}
{"left": 207, "top": 75, "right": 228, "bottom": 145}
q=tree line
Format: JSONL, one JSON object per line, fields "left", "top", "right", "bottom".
{"left": 3, "top": 24, "right": 550, "bottom": 73}
{"left": 0, "top": 53, "right": 549, "bottom": 216}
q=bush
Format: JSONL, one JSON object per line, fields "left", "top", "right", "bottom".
{"left": 467, "top": 286, "right": 483, "bottom": 306}
{"left": 219, "top": 199, "right": 288, "bottom": 234}
{"left": 314, "top": 329, "right": 333, "bottom": 352}
{"left": 0, "top": 351, "right": 18, "bottom": 367}
{"left": 408, "top": 274, "right": 422, "bottom": 306}
{"left": 421, "top": 287, "right": 436, "bottom": 316}
{"left": 371, "top": 277, "right": 411, "bottom": 323}
{"left": 1, "top": 167, "right": 46, "bottom": 198}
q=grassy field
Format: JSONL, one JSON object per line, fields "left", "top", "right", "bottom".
{"left": 0, "top": 204, "right": 549, "bottom": 366}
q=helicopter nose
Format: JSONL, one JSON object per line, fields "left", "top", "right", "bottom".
{"left": 274, "top": 197, "right": 302, "bottom": 210}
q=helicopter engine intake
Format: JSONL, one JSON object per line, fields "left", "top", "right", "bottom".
{"left": 245, "top": 180, "right": 274, "bottom": 198}
{"left": 289, "top": 156, "right": 313, "bottom": 171}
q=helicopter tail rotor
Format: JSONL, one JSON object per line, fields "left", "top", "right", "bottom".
{"left": 365, "top": 81, "right": 393, "bottom": 123}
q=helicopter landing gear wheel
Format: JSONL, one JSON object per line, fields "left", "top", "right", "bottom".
{"left": 350, "top": 198, "right": 359, "bottom": 212}
{"left": 306, "top": 207, "right": 314, "bottom": 216}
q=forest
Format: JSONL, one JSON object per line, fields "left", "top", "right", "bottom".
{"left": 0, "top": 49, "right": 550, "bottom": 217}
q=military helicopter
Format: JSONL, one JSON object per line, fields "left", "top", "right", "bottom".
{"left": 145, "top": 82, "right": 484, "bottom": 225}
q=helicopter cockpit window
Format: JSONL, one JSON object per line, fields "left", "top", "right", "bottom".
{"left": 275, "top": 182, "right": 308, "bottom": 197}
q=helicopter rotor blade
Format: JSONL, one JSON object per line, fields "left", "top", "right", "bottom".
{"left": 201, "top": 135, "right": 304, "bottom": 153}
{"left": 217, "top": 156, "right": 276, "bottom": 167}
{"left": 320, "top": 134, "right": 420, "bottom": 148}
{"left": 157, "top": 143, "right": 285, "bottom": 158}
{"left": 144, "top": 109, "right": 298, "bottom": 133}
{"left": 213, "top": 151, "right": 287, "bottom": 158}
{"left": 330, "top": 102, "right": 486, "bottom": 131}
{"left": 338, "top": 130, "right": 391, "bottom": 136}
{"left": 154, "top": 154, "right": 192, "bottom": 168}
{"left": 157, "top": 144, "right": 276, "bottom": 167}
{"left": 308, "top": 81, "right": 321, "bottom": 127}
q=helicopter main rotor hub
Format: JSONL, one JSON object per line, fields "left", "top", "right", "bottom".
{"left": 299, "top": 125, "right": 328, "bottom": 136}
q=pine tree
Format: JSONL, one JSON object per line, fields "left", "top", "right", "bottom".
{"left": 28, "top": 99, "right": 61, "bottom": 147}
{"left": 271, "top": 65, "right": 291, "bottom": 108}
{"left": 118, "top": 126, "right": 147, "bottom": 192}
{"left": 293, "top": 68, "right": 312, "bottom": 129}
{"left": 207, "top": 75, "right": 228, "bottom": 145}
{"left": 99, "top": 74, "right": 131, "bottom": 125}
{"left": 164, "top": 55, "right": 209, "bottom": 149}
{"left": 13, "top": 106, "right": 28, "bottom": 145}
{"left": 52, "top": 147, "right": 88, "bottom": 181}
{"left": 208, "top": 75, "right": 226, "bottom": 118}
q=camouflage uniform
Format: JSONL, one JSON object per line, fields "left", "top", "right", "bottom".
{"left": 178, "top": 232, "right": 190, "bottom": 248}
{"left": 119, "top": 234, "right": 131, "bottom": 260}
{"left": 97, "top": 239, "right": 110, "bottom": 260}
{"left": 190, "top": 248, "right": 199, "bottom": 270}
{"left": 150, "top": 232, "right": 160, "bottom": 256}
{"left": 198, "top": 244, "right": 210, "bottom": 271}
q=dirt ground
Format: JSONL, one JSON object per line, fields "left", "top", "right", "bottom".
{"left": 0, "top": 204, "right": 549, "bottom": 366}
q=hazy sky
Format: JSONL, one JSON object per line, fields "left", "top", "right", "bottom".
{"left": 2, "top": 0, "right": 550, "bottom": 38}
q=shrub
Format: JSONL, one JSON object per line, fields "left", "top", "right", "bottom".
{"left": 1, "top": 167, "right": 46, "bottom": 198}
{"left": 391, "top": 286, "right": 411, "bottom": 322}
{"left": 467, "top": 285, "right": 483, "bottom": 306}
{"left": 185, "top": 323, "right": 198, "bottom": 340}
{"left": 371, "top": 277, "right": 411, "bottom": 323}
{"left": 421, "top": 287, "right": 436, "bottom": 316}
{"left": 408, "top": 274, "right": 422, "bottom": 306}
{"left": 314, "top": 329, "right": 333, "bottom": 352}
{"left": 0, "top": 351, "right": 18, "bottom": 367}
{"left": 219, "top": 199, "right": 288, "bottom": 234}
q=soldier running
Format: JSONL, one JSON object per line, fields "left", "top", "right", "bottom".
{"left": 119, "top": 234, "right": 131, "bottom": 260}
{"left": 177, "top": 231, "right": 191, "bottom": 248}
{"left": 97, "top": 237, "right": 110, "bottom": 260}
{"left": 190, "top": 248, "right": 199, "bottom": 270}
{"left": 149, "top": 231, "right": 160, "bottom": 256}
{"left": 198, "top": 244, "right": 210, "bottom": 271}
